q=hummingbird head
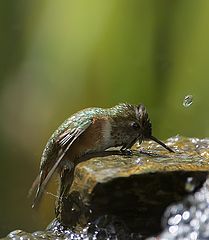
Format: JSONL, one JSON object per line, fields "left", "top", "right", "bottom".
{"left": 110, "top": 103, "right": 174, "bottom": 152}
{"left": 135, "top": 104, "right": 152, "bottom": 140}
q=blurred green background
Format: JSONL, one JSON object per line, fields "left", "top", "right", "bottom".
{"left": 1, "top": 0, "right": 209, "bottom": 237}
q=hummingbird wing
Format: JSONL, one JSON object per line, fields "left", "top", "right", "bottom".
{"left": 31, "top": 118, "right": 92, "bottom": 208}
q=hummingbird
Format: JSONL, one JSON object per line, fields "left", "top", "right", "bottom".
{"left": 30, "top": 103, "right": 174, "bottom": 209}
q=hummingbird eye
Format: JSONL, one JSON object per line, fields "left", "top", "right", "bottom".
{"left": 131, "top": 122, "right": 140, "bottom": 130}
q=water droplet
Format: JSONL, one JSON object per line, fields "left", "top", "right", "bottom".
{"left": 168, "top": 214, "right": 182, "bottom": 225}
{"left": 182, "top": 211, "right": 190, "bottom": 221}
{"left": 136, "top": 158, "right": 142, "bottom": 164}
{"left": 190, "top": 219, "right": 200, "bottom": 229}
{"left": 8, "top": 230, "right": 24, "bottom": 237}
{"left": 190, "top": 231, "right": 198, "bottom": 240}
{"left": 183, "top": 95, "right": 193, "bottom": 107}
{"left": 169, "top": 225, "right": 178, "bottom": 235}
{"left": 185, "top": 177, "right": 195, "bottom": 192}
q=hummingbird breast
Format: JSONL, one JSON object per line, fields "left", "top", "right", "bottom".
{"left": 66, "top": 116, "right": 113, "bottom": 160}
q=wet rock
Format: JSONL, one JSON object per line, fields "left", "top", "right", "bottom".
{"left": 4, "top": 136, "right": 209, "bottom": 240}
{"left": 56, "top": 135, "right": 209, "bottom": 238}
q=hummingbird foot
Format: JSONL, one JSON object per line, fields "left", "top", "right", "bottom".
{"left": 120, "top": 148, "right": 133, "bottom": 156}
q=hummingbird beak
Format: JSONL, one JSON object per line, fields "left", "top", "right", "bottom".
{"left": 149, "top": 136, "right": 174, "bottom": 153}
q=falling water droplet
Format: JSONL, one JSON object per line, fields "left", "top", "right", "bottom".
{"left": 183, "top": 95, "right": 193, "bottom": 107}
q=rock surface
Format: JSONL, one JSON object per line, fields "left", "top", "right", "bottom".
{"left": 3, "top": 136, "right": 209, "bottom": 240}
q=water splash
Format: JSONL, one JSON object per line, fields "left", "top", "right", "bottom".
{"left": 183, "top": 95, "right": 193, "bottom": 107}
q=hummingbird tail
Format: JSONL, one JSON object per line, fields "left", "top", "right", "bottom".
{"left": 32, "top": 184, "right": 42, "bottom": 209}
{"left": 28, "top": 171, "right": 46, "bottom": 209}
{"left": 150, "top": 136, "right": 174, "bottom": 153}
{"left": 28, "top": 175, "right": 40, "bottom": 202}
{"left": 30, "top": 153, "right": 65, "bottom": 208}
